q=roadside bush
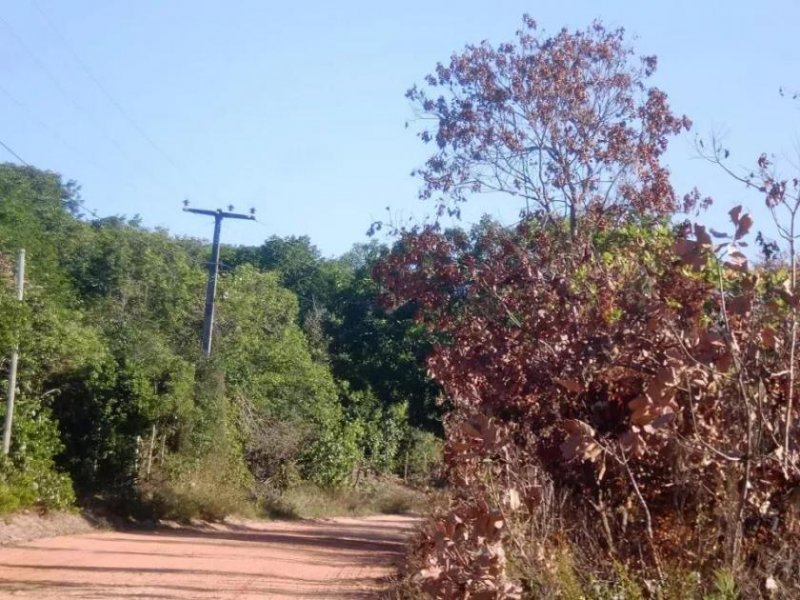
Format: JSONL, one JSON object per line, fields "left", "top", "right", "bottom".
{"left": 301, "top": 417, "right": 362, "bottom": 486}
{"left": 241, "top": 414, "right": 308, "bottom": 489}
{"left": 380, "top": 15, "right": 800, "bottom": 597}
{"left": 398, "top": 427, "right": 442, "bottom": 484}
{"left": 383, "top": 212, "right": 800, "bottom": 596}
{"left": 142, "top": 449, "right": 253, "bottom": 522}
{"left": 262, "top": 477, "right": 428, "bottom": 520}
{"left": 0, "top": 397, "right": 75, "bottom": 514}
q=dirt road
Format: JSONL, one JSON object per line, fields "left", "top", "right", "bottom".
{"left": 0, "top": 515, "right": 418, "bottom": 599}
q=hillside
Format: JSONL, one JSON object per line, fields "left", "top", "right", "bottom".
{"left": 0, "top": 163, "right": 440, "bottom": 519}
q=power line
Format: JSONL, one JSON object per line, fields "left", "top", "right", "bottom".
{"left": 0, "top": 14, "right": 172, "bottom": 191}
{"left": 0, "top": 84, "right": 106, "bottom": 215}
{"left": 0, "top": 14, "right": 85, "bottom": 118}
{"left": 0, "top": 85, "right": 133, "bottom": 220}
{"left": 253, "top": 217, "right": 271, "bottom": 231}
{"left": 0, "top": 138, "right": 30, "bottom": 166}
{"left": 0, "top": 82, "right": 150, "bottom": 200}
{"left": 29, "top": 0, "right": 191, "bottom": 179}
{"left": 28, "top": 1, "right": 219, "bottom": 203}
{"left": 0, "top": 83, "right": 75, "bottom": 151}
{"left": 0, "top": 130, "right": 104, "bottom": 218}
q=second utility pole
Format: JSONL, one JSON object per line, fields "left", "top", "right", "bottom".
{"left": 3, "top": 249, "right": 25, "bottom": 455}
{"left": 184, "top": 207, "right": 255, "bottom": 357}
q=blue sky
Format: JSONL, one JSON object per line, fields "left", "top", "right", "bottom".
{"left": 1, "top": 1, "right": 798, "bottom": 255}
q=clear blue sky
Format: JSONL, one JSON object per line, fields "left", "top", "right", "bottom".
{"left": 1, "top": 1, "right": 798, "bottom": 256}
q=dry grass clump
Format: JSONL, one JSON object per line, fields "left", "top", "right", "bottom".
{"left": 139, "top": 452, "right": 254, "bottom": 522}
{"left": 260, "top": 477, "right": 431, "bottom": 520}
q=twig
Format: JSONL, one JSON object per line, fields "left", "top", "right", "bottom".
{"left": 619, "top": 444, "right": 663, "bottom": 579}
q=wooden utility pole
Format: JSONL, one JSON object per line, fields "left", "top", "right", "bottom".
{"left": 184, "top": 208, "right": 254, "bottom": 357}
{"left": 3, "top": 249, "right": 25, "bottom": 455}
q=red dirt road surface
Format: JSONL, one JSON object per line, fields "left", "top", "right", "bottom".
{"left": 0, "top": 515, "right": 419, "bottom": 599}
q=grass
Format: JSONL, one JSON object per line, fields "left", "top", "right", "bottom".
{"left": 260, "top": 477, "right": 430, "bottom": 520}
{"left": 140, "top": 452, "right": 255, "bottom": 523}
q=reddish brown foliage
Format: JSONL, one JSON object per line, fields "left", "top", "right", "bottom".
{"left": 383, "top": 17, "right": 800, "bottom": 597}
{"left": 407, "top": 17, "right": 690, "bottom": 233}
{"left": 379, "top": 213, "right": 799, "bottom": 596}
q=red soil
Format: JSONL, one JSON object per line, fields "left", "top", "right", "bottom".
{"left": 0, "top": 515, "right": 418, "bottom": 599}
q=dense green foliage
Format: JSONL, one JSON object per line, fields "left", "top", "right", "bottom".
{"left": 0, "top": 163, "right": 440, "bottom": 517}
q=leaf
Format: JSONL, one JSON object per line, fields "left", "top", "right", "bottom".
{"left": 554, "top": 378, "right": 585, "bottom": 394}
{"left": 645, "top": 367, "right": 676, "bottom": 404}
{"left": 709, "top": 228, "right": 729, "bottom": 239}
{"left": 734, "top": 213, "right": 753, "bottom": 240}
{"left": 760, "top": 326, "right": 777, "bottom": 349}
{"left": 725, "top": 250, "right": 748, "bottom": 271}
{"left": 729, "top": 205, "right": 742, "bottom": 225}
{"left": 585, "top": 443, "right": 602, "bottom": 461}
{"left": 694, "top": 224, "right": 712, "bottom": 246}
{"left": 726, "top": 294, "right": 752, "bottom": 316}
{"left": 650, "top": 412, "right": 675, "bottom": 429}
{"left": 673, "top": 239, "right": 706, "bottom": 269}
{"left": 630, "top": 403, "right": 656, "bottom": 426}
{"left": 563, "top": 419, "right": 594, "bottom": 436}
{"left": 461, "top": 422, "right": 482, "bottom": 439}
{"left": 449, "top": 441, "right": 472, "bottom": 453}
{"left": 560, "top": 420, "right": 598, "bottom": 461}
{"left": 779, "top": 290, "right": 798, "bottom": 307}
{"left": 560, "top": 435, "right": 581, "bottom": 461}
{"left": 673, "top": 239, "right": 696, "bottom": 256}
{"left": 619, "top": 430, "right": 645, "bottom": 457}
{"left": 716, "top": 352, "right": 733, "bottom": 373}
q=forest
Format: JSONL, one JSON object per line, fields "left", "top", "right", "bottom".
{"left": 0, "top": 162, "right": 441, "bottom": 520}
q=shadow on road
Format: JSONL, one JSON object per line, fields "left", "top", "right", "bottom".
{"left": 0, "top": 515, "right": 418, "bottom": 599}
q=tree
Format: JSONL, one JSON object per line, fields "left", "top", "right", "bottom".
{"left": 215, "top": 264, "right": 360, "bottom": 485}
{"left": 379, "top": 18, "right": 800, "bottom": 596}
{"left": 698, "top": 131, "right": 800, "bottom": 475}
{"left": 246, "top": 236, "right": 346, "bottom": 318}
{"left": 327, "top": 247, "right": 442, "bottom": 431}
{"left": 407, "top": 17, "right": 691, "bottom": 235}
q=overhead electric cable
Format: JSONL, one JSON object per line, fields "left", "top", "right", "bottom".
{"left": 0, "top": 138, "right": 30, "bottom": 166}
{"left": 0, "top": 132, "right": 104, "bottom": 217}
{"left": 28, "top": 0, "right": 221, "bottom": 205}
{"left": 0, "top": 14, "right": 172, "bottom": 190}
{"left": 0, "top": 15, "right": 86, "bottom": 118}
{"left": 0, "top": 84, "right": 75, "bottom": 151}
{"left": 0, "top": 83, "right": 148, "bottom": 198}
{"left": 30, "top": 0, "right": 190, "bottom": 177}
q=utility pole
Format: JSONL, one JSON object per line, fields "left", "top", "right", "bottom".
{"left": 3, "top": 249, "right": 25, "bottom": 455}
{"left": 184, "top": 207, "right": 255, "bottom": 357}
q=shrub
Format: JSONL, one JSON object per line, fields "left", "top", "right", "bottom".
{"left": 301, "top": 417, "right": 362, "bottom": 486}
{"left": 142, "top": 450, "right": 253, "bottom": 522}
{"left": 0, "top": 397, "right": 75, "bottom": 514}
{"left": 397, "top": 427, "right": 442, "bottom": 484}
{"left": 261, "top": 477, "right": 427, "bottom": 520}
{"left": 381, "top": 212, "right": 800, "bottom": 596}
{"left": 380, "top": 15, "right": 800, "bottom": 597}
